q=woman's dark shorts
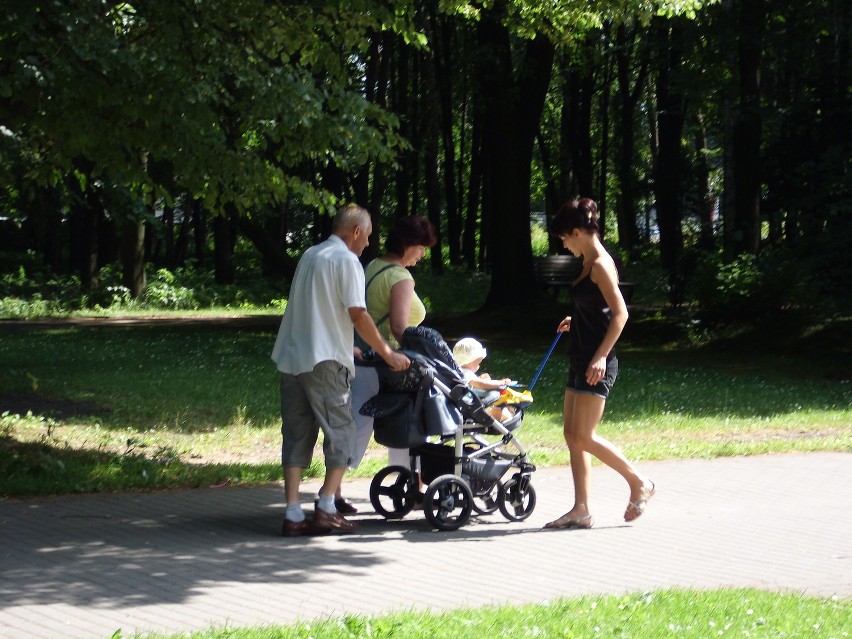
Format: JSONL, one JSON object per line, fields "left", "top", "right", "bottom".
{"left": 566, "top": 356, "right": 618, "bottom": 399}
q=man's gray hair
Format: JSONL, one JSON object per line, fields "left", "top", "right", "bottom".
{"left": 332, "top": 204, "right": 370, "bottom": 233}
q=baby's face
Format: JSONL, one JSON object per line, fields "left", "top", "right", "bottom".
{"left": 466, "top": 357, "right": 484, "bottom": 372}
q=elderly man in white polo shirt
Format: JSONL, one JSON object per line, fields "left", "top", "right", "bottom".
{"left": 271, "top": 204, "right": 409, "bottom": 537}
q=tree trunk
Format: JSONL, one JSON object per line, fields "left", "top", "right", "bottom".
{"left": 432, "top": 20, "right": 462, "bottom": 268}
{"left": 67, "top": 177, "right": 100, "bottom": 291}
{"left": 694, "top": 113, "right": 716, "bottom": 251}
{"left": 409, "top": 57, "right": 423, "bottom": 218}
{"left": 464, "top": 95, "right": 483, "bottom": 270}
{"left": 421, "top": 46, "right": 444, "bottom": 274}
{"left": 120, "top": 219, "right": 146, "bottom": 298}
{"left": 557, "top": 55, "right": 576, "bottom": 200}
{"left": 654, "top": 19, "right": 687, "bottom": 304}
{"left": 536, "top": 132, "right": 561, "bottom": 226}
{"left": 162, "top": 204, "right": 175, "bottom": 267}
{"left": 191, "top": 199, "right": 207, "bottom": 261}
{"left": 554, "top": 51, "right": 600, "bottom": 239}
{"left": 353, "top": 35, "right": 382, "bottom": 208}
{"left": 39, "top": 187, "right": 64, "bottom": 273}
{"left": 566, "top": 69, "right": 595, "bottom": 198}
{"left": 174, "top": 197, "right": 191, "bottom": 267}
{"left": 597, "top": 24, "right": 614, "bottom": 236}
{"left": 731, "top": 0, "right": 764, "bottom": 255}
{"left": 238, "top": 216, "right": 297, "bottom": 279}
{"left": 614, "top": 24, "right": 649, "bottom": 254}
{"left": 475, "top": 7, "right": 554, "bottom": 307}
{"left": 213, "top": 209, "right": 235, "bottom": 285}
{"left": 393, "top": 38, "right": 411, "bottom": 220}
{"left": 368, "top": 35, "right": 390, "bottom": 237}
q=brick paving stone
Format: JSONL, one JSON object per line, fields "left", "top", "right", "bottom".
{"left": 1, "top": 453, "right": 850, "bottom": 639}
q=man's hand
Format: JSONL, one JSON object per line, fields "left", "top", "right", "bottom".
{"left": 383, "top": 350, "right": 410, "bottom": 371}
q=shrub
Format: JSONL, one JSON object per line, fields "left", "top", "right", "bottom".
{"left": 691, "top": 247, "right": 813, "bottom": 325}
{"left": 144, "top": 268, "right": 200, "bottom": 310}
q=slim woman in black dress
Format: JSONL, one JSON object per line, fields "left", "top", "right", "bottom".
{"left": 543, "top": 198, "right": 655, "bottom": 529}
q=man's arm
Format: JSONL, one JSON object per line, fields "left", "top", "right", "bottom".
{"left": 349, "top": 307, "right": 410, "bottom": 371}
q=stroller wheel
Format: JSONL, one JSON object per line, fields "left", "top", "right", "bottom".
{"left": 369, "top": 465, "right": 417, "bottom": 519}
{"left": 497, "top": 476, "right": 537, "bottom": 521}
{"left": 423, "top": 474, "right": 474, "bottom": 531}
{"left": 471, "top": 484, "right": 500, "bottom": 515}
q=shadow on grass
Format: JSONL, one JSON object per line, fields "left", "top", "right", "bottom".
{"left": 0, "top": 436, "right": 281, "bottom": 498}
{"left": 0, "top": 391, "right": 113, "bottom": 421}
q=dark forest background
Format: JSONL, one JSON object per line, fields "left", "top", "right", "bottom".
{"left": 1, "top": 0, "right": 849, "bottom": 323}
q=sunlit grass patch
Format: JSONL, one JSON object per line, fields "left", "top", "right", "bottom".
{"left": 144, "top": 588, "right": 851, "bottom": 639}
{"left": 1, "top": 321, "right": 849, "bottom": 497}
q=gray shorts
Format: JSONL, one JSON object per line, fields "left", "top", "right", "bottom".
{"left": 280, "top": 361, "right": 355, "bottom": 469}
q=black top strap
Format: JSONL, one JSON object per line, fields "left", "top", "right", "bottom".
{"left": 365, "top": 262, "right": 398, "bottom": 290}
{"left": 365, "top": 262, "right": 400, "bottom": 328}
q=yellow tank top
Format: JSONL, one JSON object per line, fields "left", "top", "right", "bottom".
{"left": 364, "top": 258, "right": 427, "bottom": 349}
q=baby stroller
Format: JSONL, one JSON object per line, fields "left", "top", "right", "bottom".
{"left": 359, "top": 326, "right": 537, "bottom": 531}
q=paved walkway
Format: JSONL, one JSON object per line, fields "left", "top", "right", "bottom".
{"left": 1, "top": 453, "right": 850, "bottom": 639}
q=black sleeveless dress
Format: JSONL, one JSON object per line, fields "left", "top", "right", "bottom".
{"left": 568, "top": 273, "right": 615, "bottom": 362}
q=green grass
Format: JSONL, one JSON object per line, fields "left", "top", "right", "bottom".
{"left": 1, "top": 312, "right": 849, "bottom": 497}
{"left": 139, "top": 589, "right": 850, "bottom": 639}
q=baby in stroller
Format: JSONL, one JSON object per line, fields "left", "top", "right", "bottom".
{"left": 452, "top": 337, "right": 517, "bottom": 422}
{"left": 360, "top": 326, "right": 537, "bottom": 531}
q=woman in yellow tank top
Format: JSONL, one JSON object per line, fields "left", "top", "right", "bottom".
{"left": 336, "top": 216, "right": 437, "bottom": 513}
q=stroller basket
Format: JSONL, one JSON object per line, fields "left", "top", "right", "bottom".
{"left": 463, "top": 456, "right": 513, "bottom": 482}
{"left": 417, "top": 442, "right": 479, "bottom": 484}
{"left": 417, "top": 442, "right": 512, "bottom": 484}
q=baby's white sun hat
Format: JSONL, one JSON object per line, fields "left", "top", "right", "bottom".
{"left": 452, "top": 337, "right": 488, "bottom": 366}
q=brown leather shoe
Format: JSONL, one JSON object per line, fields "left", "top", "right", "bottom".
{"left": 334, "top": 497, "right": 358, "bottom": 515}
{"left": 313, "top": 507, "right": 358, "bottom": 533}
{"left": 281, "top": 518, "right": 329, "bottom": 537}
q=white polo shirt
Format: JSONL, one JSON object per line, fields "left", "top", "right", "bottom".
{"left": 271, "top": 234, "right": 366, "bottom": 376}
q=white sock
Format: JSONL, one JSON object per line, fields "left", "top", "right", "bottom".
{"left": 317, "top": 494, "right": 336, "bottom": 514}
{"left": 285, "top": 504, "right": 305, "bottom": 522}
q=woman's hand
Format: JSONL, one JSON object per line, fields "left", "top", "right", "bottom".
{"left": 557, "top": 316, "right": 572, "bottom": 333}
{"left": 586, "top": 356, "right": 607, "bottom": 385}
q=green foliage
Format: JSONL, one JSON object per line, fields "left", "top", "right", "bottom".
{"left": 1, "top": 0, "right": 419, "bottom": 214}
{"left": 411, "top": 264, "right": 490, "bottom": 315}
{"left": 689, "top": 246, "right": 829, "bottom": 326}
{"left": 0, "top": 294, "right": 63, "bottom": 319}
{"left": 0, "top": 260, "right": 291, "bottom": 318}
{"left": 0, "top": 260, "right": 88, "bottom": 316}
{"left": 530, "top": 220, "right": 550, "bottom": 256}
{"left": 144, "top": 269, "right": 200, "bottom": 310}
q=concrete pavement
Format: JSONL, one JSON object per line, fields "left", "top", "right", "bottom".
{"left": 1, "top": 452, "right": 850, "bottom": 639}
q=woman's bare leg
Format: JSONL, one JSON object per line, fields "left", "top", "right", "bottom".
{"left": 544, "top": 391, "right": 594, "bottom": 527}
{"left": 571, "top": 392, "right": 652, "bottom": 512}
{"left": 546, "top": 390, "right": 651, "bottom": 527}
{"left": 566, "top": 391, "right": 596, "bottom": 517}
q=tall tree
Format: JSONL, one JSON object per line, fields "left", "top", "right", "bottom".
{"left": 474, "top": 3, "right": 554, "bottom": 307}
{"left": 653, "top": 17, "right": 687, "bottom": 301}
{"left": 614, "top": 23, "right": 650, "bottom": 253}
{"left": 730, "top": 0, "right": 765, "bottom": 255}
